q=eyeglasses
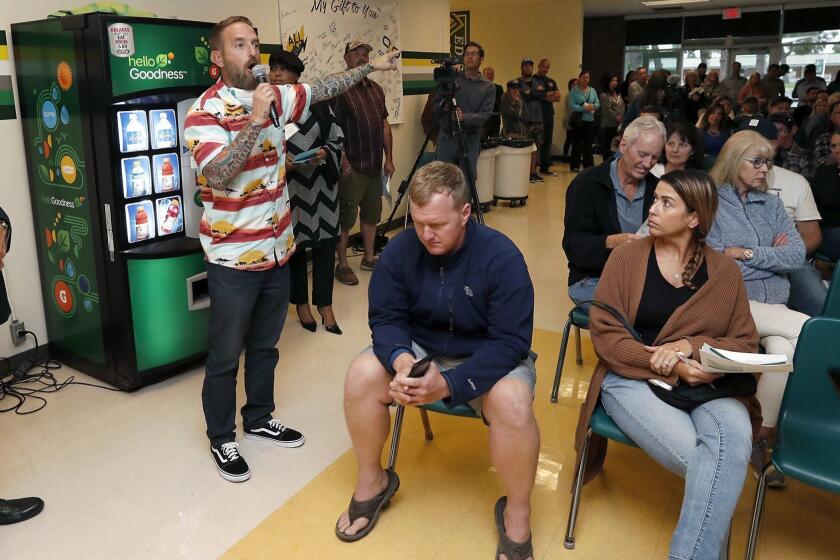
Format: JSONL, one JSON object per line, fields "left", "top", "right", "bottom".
{"left": 743, "top": 157, "right": 773, "bottom": 170}
{"left": 830, "top": 143, "right": 840, "bottom": 150}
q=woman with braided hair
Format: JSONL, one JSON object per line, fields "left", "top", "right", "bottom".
{"left": 576, "top": 169, "right": 761, "bottom": 560}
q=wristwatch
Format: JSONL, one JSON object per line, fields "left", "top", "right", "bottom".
{"left": 743, "top": 248, "right": 754, "bottom": 260}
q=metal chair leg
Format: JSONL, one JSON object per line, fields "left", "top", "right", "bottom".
{"left": 564, "top": 430, "right": 591, "bottom": 549}
{"left": 574, "top": 325, "right": 583, "bottom": 365}
{"left": 551, "top": 317, "right": 573, "bottom": 403}
{"left": 745, "top": 465, "right": 770, "bottom": 560}
{"left": 419, "top": 408, "right": 434, "bottom": 440}
{"left": 387, "top": 405, "right": 406, "bottom": 471}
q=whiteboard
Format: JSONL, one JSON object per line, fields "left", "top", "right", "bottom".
{"left": 280, "top": 0, "right": 403, "bottom": 123}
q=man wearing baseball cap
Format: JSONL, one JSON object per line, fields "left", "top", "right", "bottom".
{"left": 333, "top": 38, "right": 395, "bottom": 286}
{"left": 519, "top": 58, "right": 546, "bottom": 182}
{"left": 738, "top": 117, "right": 827, "bottom": 317}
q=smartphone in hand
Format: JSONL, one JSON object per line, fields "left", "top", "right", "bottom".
{"left": 409, "top": 355, "right": 434, "bottom": 378}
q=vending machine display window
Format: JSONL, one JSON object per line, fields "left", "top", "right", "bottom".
{"left": 149, "top": 109, "right": 178, "bottom": 150}
{"left": 156, "top": 196, "right": 184, "bottom": 236}
{"left": 125, "top": 200, "right": 156, "bottom": 243}
{"left": 121, "top": 156, "right": 152, "bottom": 199}
{"left": 152, "top": 153, "right": 180, "bottom": 193}
{"left": 117, "top": 110, "right": 149, "bottom": 153}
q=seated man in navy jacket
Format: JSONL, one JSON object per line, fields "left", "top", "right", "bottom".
{"left": 335, "top": 162, "right": 538, "bottom": 558}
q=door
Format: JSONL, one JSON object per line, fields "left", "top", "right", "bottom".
{"left": 728, "top": 48, "right": 771, "bottom": 81}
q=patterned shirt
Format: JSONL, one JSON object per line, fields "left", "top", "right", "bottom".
{"left": 184, "top": 80, "right": 311, "bottom": 271}
{"left": 333, "top": 78, "right": 388, "bottom": 176}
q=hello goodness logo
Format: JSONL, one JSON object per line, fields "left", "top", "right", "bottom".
{"left": 108, "top": 23, "right": 220, "bottom": 83}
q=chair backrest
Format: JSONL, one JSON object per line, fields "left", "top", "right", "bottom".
{"left": 774, "top": 316, "right": 840, "bottom": 494}
{"left": 821, "top": 264, "right": 840, "bottom": 318}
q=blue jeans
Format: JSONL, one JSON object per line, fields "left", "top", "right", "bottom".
{"left": 203, "top": 263, "right": 290, "bottom": 445}
{"left": 601, "top": 372, "right": 752, "bottom": 560}
{"left": 787, "top": 263, "right": 827, "bottom": 316}
{"left": 821, "top": 226, "right": 840, "bottom": 261}
{"left": 568, "top": 277, "right": 599, "bottom": 310}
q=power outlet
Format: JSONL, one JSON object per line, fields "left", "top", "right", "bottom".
{"left": 9, "top": 320, "right": 25, "bottom": 345}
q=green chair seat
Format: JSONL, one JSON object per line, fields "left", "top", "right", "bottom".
{"left": 746, "top": 316, "right": 840, "bottom": 559}
{"left": 590, "top": 404, "right": 637, "bottom": 448}
{"left": 772, "top": 445, "right": 840, "bottom": 495}
{"left": 419, "top": 400, "right": 480, "bottom": 418}
{"left": 571, "top": 307, "right": 590, "bottom": 328}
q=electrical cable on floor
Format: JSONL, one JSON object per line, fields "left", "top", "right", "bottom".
{"left": 0, "top": 330, "right": 121, "bottom": 415}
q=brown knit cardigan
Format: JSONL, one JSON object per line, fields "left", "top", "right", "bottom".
{"left": 573, "top": 237, "right": 762, "bottom": 486}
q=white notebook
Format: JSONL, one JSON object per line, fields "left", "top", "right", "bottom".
{"left": 699, "top": 343, "right": 792, "bottom": 374}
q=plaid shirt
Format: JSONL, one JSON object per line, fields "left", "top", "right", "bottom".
{"left": 333, "top": 78, "right": 388, "bottom": 176}
{"left": 785, "top": 142, "right": 816, "bottom": 182}
{"left": 184, "top": 80, "right": 311, "bottom": 271}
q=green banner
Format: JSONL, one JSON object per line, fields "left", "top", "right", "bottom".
{"left": 450, "top": 11, "right": 470, "bottom": 58}
{"left": 107, "top": 21, "right": 216, "bottom": 98}
{"left": 14, "top": 19, "right": 105, "bottom": 364}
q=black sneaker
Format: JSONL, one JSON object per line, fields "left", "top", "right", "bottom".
{"left": 244, "top": 418, "right": 305, "bottom": 448}
{"left": 211, "top": 442, "right": 250, "bottom": 483}
{"left": 533, "top": 174, "right": 545, "bottom": 182}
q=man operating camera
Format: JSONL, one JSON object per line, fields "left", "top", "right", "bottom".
{"left": 432, "top": 41, "right": 495, "bottom": 189}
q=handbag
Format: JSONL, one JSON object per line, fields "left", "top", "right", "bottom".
{"left": 580, "top": 300, "right": 757, "bottom": 411}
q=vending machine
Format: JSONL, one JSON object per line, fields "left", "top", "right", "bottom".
{"left": 12, "top": 14, "right": 217, "bottom": 389}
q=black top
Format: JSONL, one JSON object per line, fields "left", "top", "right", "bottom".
{"left": 562, "top": 160, "right": 659, "bottom": 285}
{"left": 634, "top": 247, "right": 708, "bottom": 346}
{"left": 812, "top": 164, "right": 840, "bottom": 227}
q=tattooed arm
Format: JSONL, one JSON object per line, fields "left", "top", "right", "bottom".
{"left": 203, "top": 121, "right": 262, "bottom": 191}
{"left": 310, "top": 49, "right": 401, "bottom": 104}
{"left": 310, "top": 63, "right": 375, "bottom": 104}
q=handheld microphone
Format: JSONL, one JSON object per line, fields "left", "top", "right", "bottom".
{"left": 251, "top": 64, "right": 280, "bottom": 127}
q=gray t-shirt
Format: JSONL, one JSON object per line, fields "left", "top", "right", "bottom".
{"left": 610, "top": 158, "right": 646, "bottom": 233}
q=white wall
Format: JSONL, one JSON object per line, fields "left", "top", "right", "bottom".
{"left": 0, "top": 0, "right": 448, "bottom": 360}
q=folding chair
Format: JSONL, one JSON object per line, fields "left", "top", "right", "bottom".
{"left": 387, "top": 401, "right": 480, "bottom": 470}
{"left": 551, "top": 306, "right": 590, "bottom": 402}
{"left": 745, "top": 316, "right": 840, "bottom": 560}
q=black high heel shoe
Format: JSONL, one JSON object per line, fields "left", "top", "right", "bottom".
{"left": 317, "top": 307, "right": 342, "bottom": 335}
{"left": 296, "top": 305, "right": 317, "bottom": 333}
{"left": 322, "top": 319, "right": 342, "bottom": 335}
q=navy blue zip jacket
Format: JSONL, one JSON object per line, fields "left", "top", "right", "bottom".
{"left": 369, "top": 219, "right": 534, "bottom": 408}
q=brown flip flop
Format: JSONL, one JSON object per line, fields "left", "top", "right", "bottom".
{"left": 494, "top": 496, "right": 533, "bottom": 560}
{"left": 335, "top": 469, "right": 400, "bottom": 543}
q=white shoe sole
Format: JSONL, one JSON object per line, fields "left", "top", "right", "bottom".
{"left": 213, "top": 460, "right": 251, "bottom": 483}
{"left": 244, "top": 432, "right": 305, "bottom": 448}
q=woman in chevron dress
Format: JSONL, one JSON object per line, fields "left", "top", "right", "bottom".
{"left": 270, "top": 51, "right": 344, "bottom": 334}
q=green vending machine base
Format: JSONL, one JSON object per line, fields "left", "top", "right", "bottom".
{"left": 127, "top": 250, "right": 209, "bottom": 375}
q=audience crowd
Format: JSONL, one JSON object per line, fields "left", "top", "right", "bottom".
{"left": 5, "top": 16, "right": 839, "bottom": 560}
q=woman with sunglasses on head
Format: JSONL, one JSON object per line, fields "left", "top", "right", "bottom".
{"left": 706, "top": 130, "right": 808, "bottom": 488}
{"left": 578, "top": 169, "right": 759, "bottom": 560}
{"left": 650, "top": 120, "right": 705, "bottom": 178}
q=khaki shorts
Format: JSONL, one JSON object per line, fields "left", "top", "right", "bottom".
{"left": 365, "top": 340, "right": 537, "bottom": 420}
{"left": 338, "top": 170, "right": 383, "bottom": 231}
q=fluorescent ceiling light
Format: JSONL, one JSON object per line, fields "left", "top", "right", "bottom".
{"left": 641, "top": 0, "right": 710, "bottom": 6}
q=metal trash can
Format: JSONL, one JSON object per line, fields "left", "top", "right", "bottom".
{"left": 494, "top": 139, "right": 535, "bottom": 207}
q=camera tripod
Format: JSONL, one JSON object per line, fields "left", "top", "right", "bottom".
{"left": 375, "top": 93, "right": 484, "bottom": 249}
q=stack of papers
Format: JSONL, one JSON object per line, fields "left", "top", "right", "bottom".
{"left": 699, "top": 344, "right": 792, "bottom": 374}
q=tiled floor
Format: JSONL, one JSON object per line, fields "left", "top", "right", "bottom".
{"left": 2, "top": 166, "right": 838, "bottom": 559}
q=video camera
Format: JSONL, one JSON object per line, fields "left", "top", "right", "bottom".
{"left": 432, "top": 55, "right": 462, "bottom": 96}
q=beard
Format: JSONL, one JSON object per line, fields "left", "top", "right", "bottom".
{"left": 227, "top": 64, "right": 259, "bottom": 90}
